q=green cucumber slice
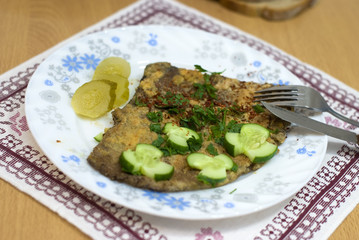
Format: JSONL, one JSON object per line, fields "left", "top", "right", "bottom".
{"left": 167, "top": 134, "right": 189, "bottom": 152}
{"left": 135, "top": 143, "right": 163, "bottom": 163}
{"left": 187, "top": 153, "right": 213, "bottom": 169}
{"left": 213, "top": 154, "right": 237, "bottom": 170}
{"left": 197, "top": 167, "right": 226, "bottom": 186}
{"left": 163, "top": 122, "right": 200, "bottom": 151}
{"left": 120, "top": 150, "right": 141, "bottom": 174}
{"left": 244, "top": 141, "right": 278, "bottom": 163}
{"left": 187, "top": 153, "right": 235, "bottom": 170}
{"left": 141, "top": 161, "right": 174, "bottom": 181}
{"left": 240, "top": 123, "right": 270, "bottom": 149}
{"left": 163, "top": 122, "right": 179, "bottom": 133}
{"left": 94, "top": 132, "right": 103, "bottom": 142}
{"left": 187, "top": 153, "right": 236, "bottom": 186}
{"left": 224, "top": 132, "right": 243, "bottom": 157}
{"left": 223, "top": 123, "right": 277, "bottom": 163}
{"left": 119, "top": 144, "right": 174, "bottom": 181}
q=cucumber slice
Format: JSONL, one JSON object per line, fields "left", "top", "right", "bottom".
{"left": 71, "top": 79, "right": 117, "bottom": 119}
{"left": 223, "top": 123, "right": 277, "bottom": 163}
{"left": 120, "top": 150, "right": 141, "bottom": 175}
{"left": 187, "top": 153, "right": 235, "bottom": 170}
{"left": 214, "top": 154, "right": 237, "bottom": 170}
{"left": 163, "top": 123, "right": 200, "bottom": 151}
{"left": 187, "top": 153, "right": 213, "bottom": 169}
{"left": 167, "top": 134, "right": 188, "bottom": 152}
{"left": 141, "top": 161, "right": 174, "bottom": 181}
{"left": 93, "top": 57, "right": 131, "bottom": 79}
{"left": 94, "top": 132, "right": 103, "bottom": 142}
{"left": 163, "top": 122, "right": 179, "bottom": 133}
{"left": 135, "top": 143, "right": 163, "bottom": 162}
{"left": 197, "top": 167, "right": 226, "bottom": 186}
{"left": 240, "top": 123, "right": 270, "bottom": 149}
{"left": 163, "top": 123, "right": 199, "bottom": 139}
{"left": 187, "top": 153, "right": 236, "bottom": 186}
{"left": 224, "top": 132, "right": 243, "bottom": 157}
{"left": 244, "top": 141, "right": 278, "bottom": 163}
{"left": 119, "top": 144, "right": 174, "bottom": 181}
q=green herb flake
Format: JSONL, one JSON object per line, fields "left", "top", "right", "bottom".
{"left": 187, "top": 135, "right": 203, "bottom": 153}
{"left": 155, "top": 92, "right": 189, "bottom": 114}
{"left": 194, "top": 65, "right": 225, "bottom": 75}
{"left": 229, "top": 188, "right": 237, "bottom": 194}
{"left": 193, "top": 65, "right": 223, "bottom": 100}
{"left": 226, "top": 120, "right": 243, "bottom": 133}
{"left": 194, "top": 64, "right": 208, "bottom": 72}
{"left": 134, "top": 96, "right": 147, "bottom": 107}
{"left": 150, "top": 123, "right": 162, "bottom": 134}
{"left": 232, "top": 163, "right": 238, "bottom": 172}
{"left": 193, "top": 75, "right": 217, "bottom": 100}
{"left": 270, "top": 128, "right": 280, "bottom": 134}
{"left": 206, "top": 143, "right": 218, "bottom": 156}
{"left": 152, "top": 134, "right": 165, "bottom": 148}
{"left": 146, "top": 111, "right": 163, "bottom": 123}
{"left": 253, "top": 104, "right": 265, "bottom": 113}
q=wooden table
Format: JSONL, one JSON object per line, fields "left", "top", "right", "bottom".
{"left": 1, "top": 0, "right": 358, "bottom": 239}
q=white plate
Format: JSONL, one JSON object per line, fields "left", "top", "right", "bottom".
{"left": 25, "top": 25, "right": 327, "bottom": 220}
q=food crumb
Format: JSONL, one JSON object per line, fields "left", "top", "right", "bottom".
{"left": 229, "top": 188, "right": 237, "bottom": 194}
{"left": 56, "top": 140, "right": 61, "bottom": 143}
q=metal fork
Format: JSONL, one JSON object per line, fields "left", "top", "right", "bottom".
{"left": 255, "top": 85, "right": 359, "bottom": 128}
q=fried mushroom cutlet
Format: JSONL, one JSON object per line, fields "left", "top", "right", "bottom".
{"left": 87, "top": 62, "right": 288, "bottom": 192}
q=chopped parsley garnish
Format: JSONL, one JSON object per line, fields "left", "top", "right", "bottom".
{"left": 145, "top": 65, "right": 252, "bottom": 157}
{"left": 226, "top": 120, "right": 243, "bottom": 133}
{"left": 180, "top": 104, "right": 224, "bottom": 131}
{"left": 253, "top": 104, "right": 265, "bottom": 113}
{"left": 229, "top": 188, "right": 237, "bottom": 194}
{"left": 192, "top": 65, "right": 225, "bottom": 100}
{"left": 134, "top": 96, "right": 147, "bottom": 107}
{"left": 146, "top": 111, "right": 163, "bottom": 123}
{"left": 194, "top": 65, "right": 225, "bottom": 75}
{"left": 149, "top": 123, "right": 162, "bottom": 134}
{"left": 152, "top": 134, "right": 165, "bottom": 147}
{"left": 206, "top": 143, "right": 218, "bottom": 156}
{"left": 210, "top": 118, "right": 243, "bottom": 145}
{"left": 187, "top": 135, "right": 203, "bottom": 153}
{"left": 193, "top": 80, "right": 217, "bottom": 99}
{"left": 155, "top": 92, "right": 189, "bottom": 113}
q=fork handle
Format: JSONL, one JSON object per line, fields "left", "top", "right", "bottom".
{"left": 327, "top": 107, "right": 359, "bottom": 128}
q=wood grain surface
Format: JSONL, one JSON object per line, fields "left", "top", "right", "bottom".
{"left": 0, "top": 0, "right": 358, "bottom": 239}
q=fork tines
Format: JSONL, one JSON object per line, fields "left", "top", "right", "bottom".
{"left": 255, "top": 85, "right": 301, "bottom": 93}
{"left": 254, "top": 85, "right": 303, "bottom": 106}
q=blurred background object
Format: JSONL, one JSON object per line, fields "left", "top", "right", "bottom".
{"left": 219, "top": 0, "right": 318, "bottom": 20}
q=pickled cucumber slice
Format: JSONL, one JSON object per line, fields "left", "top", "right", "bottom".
{"left": 93, "top": 57, "right": 131, "bottom": 79}
{"left": 92, "top": 57, "right": 130, "bottom": 107}
{"left": 71, "top": 80, "right": 117, "bottom": 119}
{"left": 93, "top": 74, "right": 129, "bottom": 107}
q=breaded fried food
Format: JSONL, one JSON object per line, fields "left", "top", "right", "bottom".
{"left": 87, "top": 62, "right": 288, "bottom": 192}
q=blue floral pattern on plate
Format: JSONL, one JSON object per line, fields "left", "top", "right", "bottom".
{"left": 25, "top": 26, "right": 327, "bottom": 220}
